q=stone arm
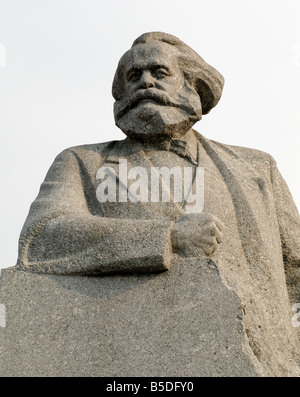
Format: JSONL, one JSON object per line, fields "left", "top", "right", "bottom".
{"left": 17, "top": 149, "right": 173, "bottom": 275}
{"left": 270, "top": 156, "right": 300, "bottom": 303}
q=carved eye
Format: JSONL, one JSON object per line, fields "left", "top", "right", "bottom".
{"left": 154, "top": 68, "right": 170, "bottom": 79}
{"left": 127, "top": 70, "right": 141, "bottom": 83}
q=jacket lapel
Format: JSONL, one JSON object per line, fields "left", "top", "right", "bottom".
{"left": 197, "top": 133, "right": 264, "bottom": 265}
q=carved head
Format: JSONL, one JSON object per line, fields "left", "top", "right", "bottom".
{"left": 113, "top": 32, "right": 224, "bottom": 140}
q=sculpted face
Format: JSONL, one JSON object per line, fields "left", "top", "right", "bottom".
{"left": 114, "top": 41, "right": 202, "bottom": 140}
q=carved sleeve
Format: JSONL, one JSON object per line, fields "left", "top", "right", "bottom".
{"left": 17, "top": 149, "right": 173, "bottom": 275}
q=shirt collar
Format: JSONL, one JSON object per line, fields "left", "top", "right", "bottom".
{"left": 122, "top": 130, "right": 199, "bottom": 165}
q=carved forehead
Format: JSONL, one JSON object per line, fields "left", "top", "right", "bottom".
{"left": 119, "top": 42, "right": 180, "bottom": 72}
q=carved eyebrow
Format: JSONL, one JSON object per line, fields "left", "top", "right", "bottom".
{"left": 126, "top": 63, "right": 171, "bottom": 76}
{"left": 148, "top": 64, "right": 170, "bottom": 72}
{"left": 126, "top": 68, "right": 140, "bottom": 77}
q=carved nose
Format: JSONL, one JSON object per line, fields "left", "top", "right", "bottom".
{"left": 139, "top": 71, "right": 155, "bottom": 89}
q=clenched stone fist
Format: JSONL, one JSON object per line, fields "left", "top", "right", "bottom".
{"left": 171, "top": 212, "right": 224, "bottom": 257}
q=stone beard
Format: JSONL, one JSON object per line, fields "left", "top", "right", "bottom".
{"left": 114, "top": 85, "right": 202, "bottom": 140}
{"left": 113, "top": 41, "right": 203, "bottom": 140}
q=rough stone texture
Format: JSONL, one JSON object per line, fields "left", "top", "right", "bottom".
{"left": 0, "top": 261, "right": 259, "bottom": 377}
{"left": 6, "top": 31, "right": 300, "bottom": 376}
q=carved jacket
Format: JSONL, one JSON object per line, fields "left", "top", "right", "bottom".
{"left": 16, "top": 130, "right": 300, "bottom": 375}
{"left": 17, "top": 131, "right": 300, "bottom": 304}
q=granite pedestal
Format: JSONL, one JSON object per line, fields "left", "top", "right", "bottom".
{"left": 0, "top": 259, "right": 258, "bottom": 377}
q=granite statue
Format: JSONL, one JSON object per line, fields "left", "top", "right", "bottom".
{"left": 13, "top": 32, "right": 300, "bottom": 376}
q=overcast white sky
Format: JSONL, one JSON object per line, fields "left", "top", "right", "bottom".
{"left": 0, "top": 0, "right": 299, "bottom": 270}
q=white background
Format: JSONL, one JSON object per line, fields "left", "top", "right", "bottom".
{"left": 0, "top": 0, "right": 299, "bottom": 270}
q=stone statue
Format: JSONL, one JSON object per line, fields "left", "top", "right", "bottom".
{"left": 13, "top": 32, "right": 300, "bottom": 376}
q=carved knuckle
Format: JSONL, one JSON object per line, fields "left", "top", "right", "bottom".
{"left": 211, "top": 225, "right": 218, "bottom": 235}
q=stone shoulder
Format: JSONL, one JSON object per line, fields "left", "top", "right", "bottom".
{"left": 62, "top": 140, "right": 118, "bottom": 157}
{"left": 210, "top": 139, "right": 275, "bottom": 168}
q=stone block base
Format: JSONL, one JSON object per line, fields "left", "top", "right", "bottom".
{"left": 0, "top": 259, "right": 258, "bottom": 376}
